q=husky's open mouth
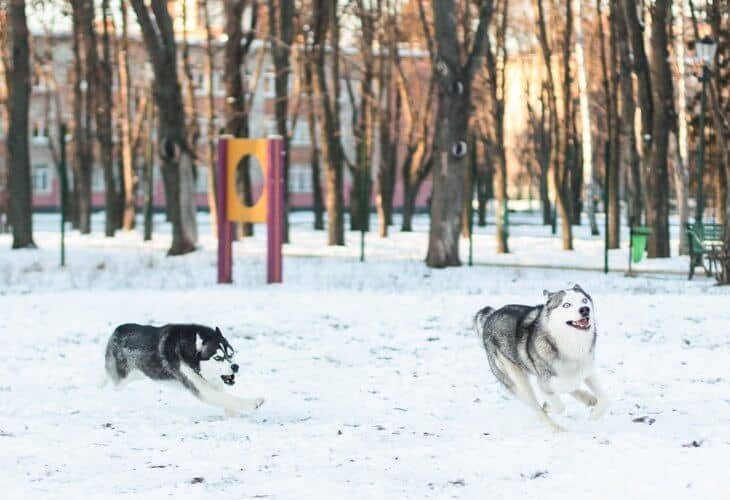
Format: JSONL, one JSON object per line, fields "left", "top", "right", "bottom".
{"left": 221, "top": 374, "right": 235, "bottom": 386}
{"left": 567, "top": 318, "right": 591, "bottom": 330}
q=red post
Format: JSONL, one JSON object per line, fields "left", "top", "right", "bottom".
{"left": 217, "top": 138, "right": 232, "bottom": 283}
{"left": 267, "top": 137, "right": 284, "bottom": 283}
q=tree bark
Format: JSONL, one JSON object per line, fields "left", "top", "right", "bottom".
{"left": 119, "top": 0, "right": 136, "bottom": 230}
{"left": 485, "top": 0, "right": 509, "bottom": 253}
{"left": 614, "top": 0, "right": 644, "bottom": 228}
{"left": 646, "top": 0, "right": 673, "bottom": 257}
{"left": 70, "top": 0, "right": 97, "bottom": 234}
{"left": 303, "top": 54, "right": 324, "bottom": 230}
{"left": 672, "top": 0, "right": 690, "bottom": 253}
{"left": 605, "top": 0, "right": 621, "bottom": 248}
{"left": 268, "top": 0, "right": 294, "bottom": 242}
{"left": 5, "top": 0, "right": 35, "bottom": 248}
{"left": 536, "top": 0, "right": 571, "bottom": 249}
{"left": 427, "top": 0, "right": 493, "bottom": 267}
{"left": 312, "top": 0, "right": 345, "bottom": 245}
{"left": 199, "top": 0, "right": 218, "bottom": 236}
{"left": 130, "top": 0, "right": 198, "bottom": 255}
{"left": 98, "top": 0, "right": 117, "bottom": 236}
{"left": 575, "top": 0, "right": 598, "bottom": 235}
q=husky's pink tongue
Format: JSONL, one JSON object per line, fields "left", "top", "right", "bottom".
{"left": 576, "top": 318, "right": 590, "bottom": 328}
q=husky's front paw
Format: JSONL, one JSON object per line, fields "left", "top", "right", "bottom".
{"left": 542, "top": 399, "right": 565, "bottom": 415}
{"left": 590, "top": 401, "right": 609, "bottom": 420}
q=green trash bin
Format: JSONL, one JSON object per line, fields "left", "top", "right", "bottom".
{"left": 628, "top": 226, "right": 652, "bottom": 274}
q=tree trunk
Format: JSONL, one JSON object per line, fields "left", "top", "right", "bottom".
{"left": 119, "top": 0, "right": 136, "bottom": 230}
{"left": 304, "top": 58, "right": 325, "bottom": 230}
{"left": 575, "top": 0, "right": 598, "bottom": 235}
{"left": 615, "top": 0, "right": 644, "bottom": 228}
{"left": 603, "top": 0, "right": 621, "bottom": 248}
{"left": 71, "top": 0, "right": 97, "bottom": 235}
{"left": 312, "top": 0, "right": 345, "bottom": 245}
{"left": 485, "top": 0, "right": 509, "bottom": 253}
{"left": 130, "top": 0, "right": 197, "bottom": 255}
{"left": 427, "top": 0, "right": 493, "bottom": 267}
{"left": 6, "top": 0, "right": 35, "bottom": 248}
{"left": 98, "top": 0, "right": 117, "bottom": 237}
{"left": 646, "top": 0, "right": 673, "bottom": 257}
{"left": 400, "top": 147, "right": 430, "bottom": 232}
{"left": 536, "top": 0, "right": 571, "bottom": 249}
{"left": 269, "top": 0, "right": 294, "bottom": 243}
{"left": 376, "top": 10, "right": 399, "bottom": 237}
{"left": 199, "top": 0, "right": 218, "bottom": 236}
{"left": 223, "top": 0, "right": 255, "bottom": 237}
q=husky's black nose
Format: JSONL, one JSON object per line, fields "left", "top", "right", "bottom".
{"left": 231, "top": 363, "right": 239, "bottom": 373}
{"left": 579, "top": 306, "right": 590, "bottom": 317}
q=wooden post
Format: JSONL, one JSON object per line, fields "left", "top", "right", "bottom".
{"left": 267, "top": 137, "right": 284, "bottom": 283}
{"left": 217, "top": 138, "right": 232, "bottom": 283}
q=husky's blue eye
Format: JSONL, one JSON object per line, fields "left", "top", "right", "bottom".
{"left": 562, "top": 303, "right": 571, "bottom": 308}
{"left": 213, "top": 355, "right": 224, "bottom": 362}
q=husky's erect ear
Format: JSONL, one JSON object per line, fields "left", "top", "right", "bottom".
{"left": 544, "top": 290, "right": 565, "bottom": 309}
{"left": 543, "top": 289, "right": 551, "bottom": 298}
{"left": 215, "top": 327, "right": 223, "bottom": 337}
{"left": 572, "top": 283, "right": 592, "bottom": 302}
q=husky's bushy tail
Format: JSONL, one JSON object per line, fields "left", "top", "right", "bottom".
{"left": 473, "top": 306, "right": 495, "bottom": 338}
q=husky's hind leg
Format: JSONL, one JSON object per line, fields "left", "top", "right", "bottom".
{"left": 491, "top": 351, "right": 565, "bottom": 432}
{"left": 570, "top": 389, "right": 598, "bottom": 407}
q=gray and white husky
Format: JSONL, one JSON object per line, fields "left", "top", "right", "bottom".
{"left": 474, "top": 284, "right": 609, "bottom": 431}
{"left": 104, "top": 323, "right": 264, "bottom": 415}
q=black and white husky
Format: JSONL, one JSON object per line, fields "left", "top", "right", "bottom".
{"left": 104, "top": 324, "right": 264, "bottom": 415}
{"left": 474, "top": 284, "right": 609, "bottom": 432}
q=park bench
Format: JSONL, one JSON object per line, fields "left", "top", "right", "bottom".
{"left": 686, "top": 222, "right": 725, "bottom": 280}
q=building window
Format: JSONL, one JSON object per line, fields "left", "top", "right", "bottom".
{"left": 32, "top": 164, "right": 52, "bottom": 193}
{"left": 92, "top": 167, "right": 105, "bottom": 193}
{"left": 290, "top": 120, "right": 310, "bottom": 145}
{"left": 196, "top": 166, "right": 209, "bottom": 193}
{"left": 289, "top": 164, "right": 312, "bottom": 194}
{"left": 262, "top": 71, "right": 275, "bottom": 98}
{"left": 31, "top": 121, "right": 49, "bottom": 145}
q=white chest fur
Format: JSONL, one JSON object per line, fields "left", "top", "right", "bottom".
{"left": 547, "top": 323, "right": 595, "bottom": 393}
{"left": 547, "top": 357, "right": 594, "bottom": 393}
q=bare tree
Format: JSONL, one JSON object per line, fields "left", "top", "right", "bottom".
{"left": 119, "top": 0, "right": 136, "bottom": 230}
{"left": 373, "top": 1, "right": 401, "bottom": 237}
{"left": 672, "top": 0, "right": 690, "bottom": 253}
{"left": 575, "top": 0, "right": 598, "bottom": 235}
{"left": 426, "top": 0, "right": 493, "bottom": 267}
{"left": 484, "top": 0, "right": 509, "bottom": 253}
{"left": 613, "top": 0, "right": 644, "bottom": 229}
{"left": 70, "top": 0, "right": 97, "bottom": 234}
{"left": 223, "top": 0, "right": 258, "bottom": 237}
{"left": 129, "top": 0, "right": 198, "bottom": 255}
{"left": 647, "top": 0, "right": 674, "bottom": 257}
{"left": 312, "top": 0, "right": 347, "bottom": 245}
{"left": 98, "top": 0, "right": 117, "bottom": 236}
{"left": 301, "top": 34, "right": 325, "bottom": 230}
{"left": 268, "top": 0, "right": 295, "bottom": 242}
{"left": 4, "top": 0, "right": 35, "bottom": 248}
{"left": 535, "top": 0, "right": 573, "bottom": 250}
{"left": 601, "top": 0, "right": 620, "bottom": 248}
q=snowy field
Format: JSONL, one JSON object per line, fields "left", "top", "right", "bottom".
{"left": 1, "top": 211, "right": 729, "bottom": 499}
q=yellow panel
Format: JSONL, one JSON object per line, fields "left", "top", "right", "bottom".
{"left": 226, "top": 139, "right": 269, "bottom": 223}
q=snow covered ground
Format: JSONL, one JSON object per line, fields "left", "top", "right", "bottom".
{"left": 1, "top": 212, "right": 728, "bottom": 499}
